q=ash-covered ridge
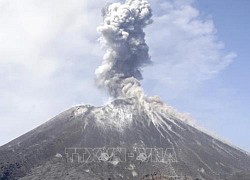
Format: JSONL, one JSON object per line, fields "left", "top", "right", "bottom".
{"left": 0, "top": 98, "right": 250, "bottom": 180}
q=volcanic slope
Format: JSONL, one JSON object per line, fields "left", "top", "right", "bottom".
{"left": 0, "top": 98, "right": 250, "bottom": 180}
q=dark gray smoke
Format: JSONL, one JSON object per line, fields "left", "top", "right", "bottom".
{"left": 95, "top": 0, "right": 195, "bottom": 125}
{"left": 95, "top": 0, "right": 153, "bottom": 98}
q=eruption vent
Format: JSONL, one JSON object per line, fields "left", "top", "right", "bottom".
{"left": 95, "top": 0, "right": 152, "bottom": 99}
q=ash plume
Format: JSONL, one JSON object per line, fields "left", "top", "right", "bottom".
{"left": 95, "top": 0, "right": 194, "bottom": 126}
{"left": 95, "top": 0, "right": 153, "bottom": 99}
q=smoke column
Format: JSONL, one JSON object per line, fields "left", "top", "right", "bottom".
{"left": 95, "top": 0, "right": 152, "bottom": 99}
{"left": 96, "top": 0, "right": 195, "bottom": 126}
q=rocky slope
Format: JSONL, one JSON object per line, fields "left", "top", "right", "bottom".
{"left": 0, "top": 98, "right": 250, "bottom": 179}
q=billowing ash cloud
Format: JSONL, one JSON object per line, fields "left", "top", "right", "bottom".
{"left": 95, "top": 0, "right": 195, "bottom": 126}
{"left": 95, "top": 0, "right": 153, "bottom": 98}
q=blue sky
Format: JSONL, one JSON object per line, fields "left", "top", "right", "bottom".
{"left": 0, "top": 0, "right": 249, "bottom": 151}
{"left": 185, "top": 0, "right": 250, "bottom": 151}
{"left": 143, "top": 0, "right": 250, "bottom": 151}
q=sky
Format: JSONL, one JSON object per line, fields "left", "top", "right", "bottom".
{"left": 0, "top": 0, "right": 249, "bottom": 151}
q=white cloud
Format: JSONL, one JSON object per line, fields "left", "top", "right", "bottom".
{"left": 143, "top": 0, "right": 236, "bottom": 99}
{"left": 0, "top": 0, "right": 111, "bottom": 145}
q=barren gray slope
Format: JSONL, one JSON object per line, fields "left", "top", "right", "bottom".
{"left": 0, "top": 98, "right": 250, "bottom": 179}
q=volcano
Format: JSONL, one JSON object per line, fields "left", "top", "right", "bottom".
{"left": 1, "top": 0, "right": 250, "bottom": 179}
{"left": 0, "top": 98, "right": 250, "bottom": 180}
